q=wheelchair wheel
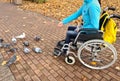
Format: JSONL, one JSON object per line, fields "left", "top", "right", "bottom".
{"left": 65, "top": 56, "right": 75, "bottom": 65}
{"left": 77, "top": 39, "right": 117, "bottom": 69}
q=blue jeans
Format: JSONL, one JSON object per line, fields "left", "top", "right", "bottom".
{"left": 65, "top": 26, "right": 78, "bottom": 44}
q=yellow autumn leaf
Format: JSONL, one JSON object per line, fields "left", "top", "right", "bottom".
{"left": 115, "top": 66, "right": 120, "bottom": 70}
{"left": 91, "top": 61, "right": 97, "bottom": 65}
{"left": 1, "top": 61, "right": 7, "bottom": 66}
{"left": 81, "top": 76, "right": 87, "bottom": 81}
{"left": 5, "top": 30, "right": 10, "bottom": 32}
{"left": 43, "top": 21, "right": 47, "bottom": 24}
{"left": 16, "top": 56, "right": 21, "bottom": 61}
{"left": 1, "top": 50, "right": 5, "bottom": 53}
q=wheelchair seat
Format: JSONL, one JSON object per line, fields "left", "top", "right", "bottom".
{"left": 74, "top": 28, "right": 103, "bottom": 43}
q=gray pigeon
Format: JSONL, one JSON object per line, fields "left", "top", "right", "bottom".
{"left": 0, "top": 43, "right": 3, "bottom": 48}
{"left": 0, "top": 38, "right": 3, "bottom": 43}
{"left": 34, "top": 36, "right": 41, "bottom": 41}
{"left": 6, "top": 48, "right": 18, "bottom": 53}
{"left": 6, "top": 54, "right": 17, "bottom": 66}
{"left": 23, "top": 41, "right": 29, "bottom": 47}
{"left": 23, "top": 47, "right": 30, "bottom": 54}
{"left": 32, "top": 47, "right": 42, "bottom": 53}
{"left": 3, "top": 43, "right": 11, "bottom": 48}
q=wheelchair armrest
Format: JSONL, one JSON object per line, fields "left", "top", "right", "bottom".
{"left": 79, "top": 28, "right": 98, "bottom": 31}
{"left": 79, "top": 28, "right": 103, "bottom": 34}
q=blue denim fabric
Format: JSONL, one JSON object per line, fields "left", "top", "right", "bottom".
{"left": 65, "top": 26, "right": 78, "bottom": 44}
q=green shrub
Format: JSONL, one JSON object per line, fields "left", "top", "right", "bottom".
{"left": 36, "top": 0, "right": 46, "bottom": 3}
{"left": 24, "top": 0, "right": 46, "bottom": 3}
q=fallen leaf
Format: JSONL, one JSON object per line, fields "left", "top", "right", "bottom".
{"left": 5, "top": 16, "right": 8, "bottom": 17}
{"left": 5, "top": 30, "right": 10, "bottom": 32}
{"left": 1, "top": 61, "right": 7, "bottom": 66}
{"left": 115, "top": 66, "right": 120, "bottom": 70}
{"left": 53, "top": 55, "right": 58, "bottom": 58}
{"left": 51, "top": 20, "right": 55, "bottom": 22}
{"left": 1, "top": 49, "right": 5, "bottom": 53}
{"left": 43, "top": 21, "right": 47, "bottom": 24}
{"left": 41, "top": 39, "right": 44, "bottom": 41}
{"left": 90, "top": 61, "right": 97, "bottom": 65}
{"left": 59, "top": 66, "right": 63, "bottom": 69}
{"left": 23, "top": 17, "right": 27, "bottom": 19}
{"left": 81, "top": 76, "right": 87, "bottom": 81}
{"left": 16, "top": 56, "right": 21, "bottom": 61}
{"left": 23, "top": 24, "right": 26, "bottom": 26}
{"left": 111, "top": 55, "right": 114, "bottom": 58}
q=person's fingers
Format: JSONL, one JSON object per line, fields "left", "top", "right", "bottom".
{"left": 58, "top": 22, "right": 63, "bottom": 27}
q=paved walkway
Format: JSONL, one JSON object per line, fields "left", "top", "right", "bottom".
{"left": 0, "top": 2, "right": 120, "bottom": 81}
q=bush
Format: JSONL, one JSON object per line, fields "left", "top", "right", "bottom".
{"left": 36, "top": 0, "right": 46, "bottom": 3}
{"left": 24, "top": 0, "right": 46, "bottom": 3}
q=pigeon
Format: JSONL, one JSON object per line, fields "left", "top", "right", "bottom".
{"left": 23, "top": 41, "right": 29, "bottom": 47}
{"left": 6, "top": 48, "right": 18, "bottom": 53}
{"left": 32, "top": 47, "right": 42, "bottom": 53}
{"left": 16, "top": 33, "right": 25, "bottom": 39}
{"left": 3, "top": 43, "right": 11, "bottom": 48}
{"left": 0, "top": 43, "right": 3, "bottom": 48}
{"left": 0, "top": 38, "right": 4, "bottom": 48}
{"left": 0, "top": 38, "right": 3, "bottom": 43}
{"left": 34, "top": 36, "right": 41, "bottom": 41}
{"left": 23, "top": 47, "right": 30, "bottom": 54}
{"left": 6, "top": 54, "right": 17, "bottom": 66}
{"left": 12, "top": 37, "right": 17, "bottom": 44}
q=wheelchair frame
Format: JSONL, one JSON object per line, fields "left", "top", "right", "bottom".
{"left": 58, "top": 29, "right": 117, "bottom": 69}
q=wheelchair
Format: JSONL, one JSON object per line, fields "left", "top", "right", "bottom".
{"left": 53, "top": 7, "right": 120, "bottom": 69}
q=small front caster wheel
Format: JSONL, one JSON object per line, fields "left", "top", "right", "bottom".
{"left": 65, "top": 56, "right": 75, "bottom": 65}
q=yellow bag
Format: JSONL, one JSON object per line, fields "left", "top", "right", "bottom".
{"left": 100, "top": 12, "right": 117, "bottom": 44}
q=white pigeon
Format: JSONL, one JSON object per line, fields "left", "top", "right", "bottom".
{"left": 12, "top": 37, "right": 17, "bottom": 44}
{"left": 16, "top": 33, "right": 25, "bottom": 39}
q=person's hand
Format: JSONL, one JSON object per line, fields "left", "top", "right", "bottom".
{"left": 74, "top": 28, "right": 80, "bottom": 32}
{"left": 74, "top": 26, "right": 80, "bottom": 32}
{"left": 58, "top": 22, "right": 64, "bottom": 27}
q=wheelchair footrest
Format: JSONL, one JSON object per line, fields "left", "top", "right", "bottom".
{"left": 53, "top": 47, "right": 63, "bottom": 56}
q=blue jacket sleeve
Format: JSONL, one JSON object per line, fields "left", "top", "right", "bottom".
{"left": 62, "top": 6, "right": 83, "bottom": 24}
{"left": 85, "top": 5, "right": 101, "bottom": 29}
